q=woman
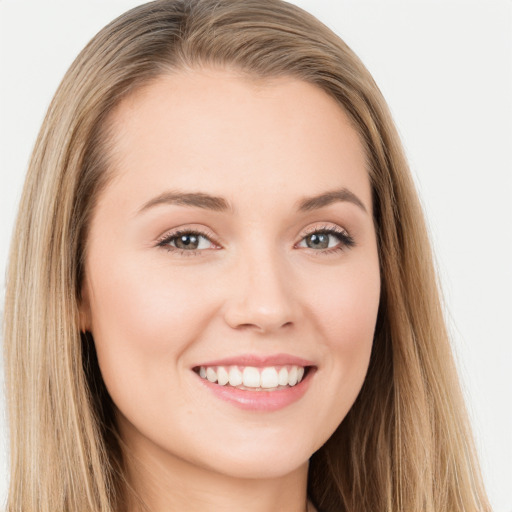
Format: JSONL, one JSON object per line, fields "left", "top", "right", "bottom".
{"left": 3, "top": 0, "right": 491, "bottom": 510}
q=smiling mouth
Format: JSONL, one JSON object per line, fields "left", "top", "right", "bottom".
{"left": 193, "top": 365, "right": 313, "bottom": 391}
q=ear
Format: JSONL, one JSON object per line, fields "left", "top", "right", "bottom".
{"left": 78, "top": 280, "right": 92, "bottom": 333}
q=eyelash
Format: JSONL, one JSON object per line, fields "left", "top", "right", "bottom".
{"left": 156, "top": 225, "right": 355, "bottom": 257}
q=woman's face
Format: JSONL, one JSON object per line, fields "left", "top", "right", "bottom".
{"left": 81, "top": 69, "right": 380, "bottom": 480}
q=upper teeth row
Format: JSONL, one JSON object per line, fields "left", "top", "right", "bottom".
{"left": 198, "top": 365, "right": 305, "bottom": 389}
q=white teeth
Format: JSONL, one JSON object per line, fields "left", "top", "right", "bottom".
{"left": 260, "top": 367, "right": 279, "bottom": 388}
{"left": 206, "top": 367, "right": 217, "bottom": 383}
{"left": 197, "top": 364, "right": 307, "bottom": 390}
{"left": 278, "top": 367, "right": 289, "bottom": 386}
{"left": 243, "top": 367, "right": 261, "bottom": 388}
{"left": 288, "top": 366, "right": 298, "bottom": 386}
{"left": 217, "top": 366, "right": 229, "bottom": 386}
{"left": 228, "top": 366, "right": 243, "bottom": 386}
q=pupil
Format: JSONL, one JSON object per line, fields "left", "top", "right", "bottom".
{"left": 177, "top": 234, "right": 198, "bottom": 249}
{"left": 308, "top": 233, "right": 329, "bottom": 249}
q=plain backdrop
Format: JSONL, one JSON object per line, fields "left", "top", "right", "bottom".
{"left": 0, "top": 1, "right": 511, "bottom": 510}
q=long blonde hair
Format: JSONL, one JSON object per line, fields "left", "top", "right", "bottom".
{"left": 3, "top": 1, "right": 491, "bottom": 510}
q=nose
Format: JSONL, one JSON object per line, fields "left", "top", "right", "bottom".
{"left": 222, "top": 249, "right": 300, "bottom": 334}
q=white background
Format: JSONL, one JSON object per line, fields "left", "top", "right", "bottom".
{"left": 0, "top": 1, "right": 511, "bottom": 510}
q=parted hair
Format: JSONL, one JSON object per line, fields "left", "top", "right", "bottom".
{"left": 3, "top": 1, "right": 490, "bottom": 511}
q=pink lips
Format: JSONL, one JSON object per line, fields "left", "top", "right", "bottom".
{"left": 193, "top": 353, "right": 316, "bottom": 412}
{"left": 195, "top": 353, "right": 315, "bottom": 368}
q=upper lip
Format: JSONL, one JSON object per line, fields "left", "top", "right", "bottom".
{"left": 194, "top": 353, "right": 316, "bottom": 368}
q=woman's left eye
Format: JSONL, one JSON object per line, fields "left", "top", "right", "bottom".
{"left": 296, "top": 228, "right": 355, "bottom": 253}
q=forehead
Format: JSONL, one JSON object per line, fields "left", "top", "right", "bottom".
{"left": 103, "top": 69, "right": 371, "bottom": 215}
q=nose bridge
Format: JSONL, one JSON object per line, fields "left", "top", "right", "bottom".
{"left": 223, "top": 242, "right": 299, "bottom": 333}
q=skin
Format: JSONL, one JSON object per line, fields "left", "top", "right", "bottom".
{"left": 81, "top": 69, "right": 381, "bottom": 512}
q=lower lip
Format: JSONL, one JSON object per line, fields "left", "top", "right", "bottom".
{"left": 195, "top": 369, "right": 315, "bottom": 412}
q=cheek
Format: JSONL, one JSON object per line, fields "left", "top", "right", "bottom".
{"left": 85, "top": 253, "right": 211, "bottom": 399}
{"left": 316, "top": 260, "right": 380, "bottom": 342}
{"left": 312, "top": 260, "right": 380, "bottom": 389}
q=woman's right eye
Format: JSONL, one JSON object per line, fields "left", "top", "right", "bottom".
{"left": 157, "top": 230, "right": 217, "bottom": 253}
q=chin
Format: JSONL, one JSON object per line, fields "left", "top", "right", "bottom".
{"left": 201, "top": 451, "right": 311, "bottom": 481}
{"left": 185, "top": 428, "right": 320, "bottom": 480}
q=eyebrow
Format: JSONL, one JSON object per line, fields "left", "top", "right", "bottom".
{"left": 296, "top": 188, "right": 367, "bottom": 213}
{"left": 138, "top": 187, "right": 367, "bottom": 215}
{"left": 138, "top": 191, "right": 231, "bottom": 214}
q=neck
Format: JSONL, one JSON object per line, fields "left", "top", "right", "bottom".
{"left": 120, "top": 430, "right": 310, "bottom": 512}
